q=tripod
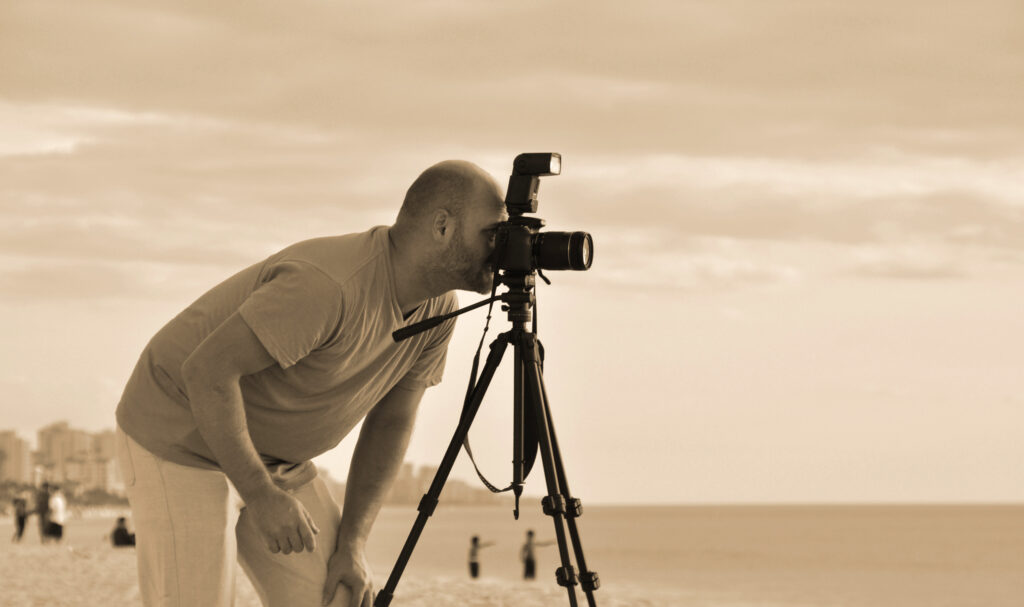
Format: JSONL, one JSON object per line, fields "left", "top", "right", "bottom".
{"left": 374, "top": 275, "right": 600, "bottom": 607}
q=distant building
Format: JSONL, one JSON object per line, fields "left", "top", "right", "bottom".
{"left": 0, "top": 430, "right": 33, "bottom": 483}
{"left": 416, "top": 465, "right": 439, "bottom": 494}
{"left": 38, "top": 421, "right": 93, "bottom": 481}
{"left": 66, "top": 456, "right": 123, "bottom": 495}
{"left": 16, "top": 420, "right": 501, "bottom": 504}
{"left": 33, "top": 422, "right": 124, "bottom": 494}
{"left": 93, "top": 429, "right": 118, "bottom": 461}
{"left": 384, "top": 463, "right": 500, "bottom": 506}
{"left": 386, "top": 462, "right": 419, "bottom": 504}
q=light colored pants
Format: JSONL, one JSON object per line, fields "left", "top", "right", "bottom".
{"left": 116, "top": 427, "right": 351, "bottom": 607}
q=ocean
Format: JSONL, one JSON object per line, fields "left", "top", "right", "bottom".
{"left": 3, "top": 504, "right": 1021, "bottom": 606}
{"left": 365, "top": 503, "right": 1024, "bottom": 607}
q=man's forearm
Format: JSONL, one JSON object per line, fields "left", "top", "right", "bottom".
{"left": 336, "top": 390, "right": 420, "bottom": 550}
{"left": 185, "top": 379, "right": 275, "bottom": 501}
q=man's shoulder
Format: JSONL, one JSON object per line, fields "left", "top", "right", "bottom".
{"left": 274, "top": 227, "right": 386, "bottom": 286}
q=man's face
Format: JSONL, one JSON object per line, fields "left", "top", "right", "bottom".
{"left": 446, "top": 186, "right": 507, "bottom": 294}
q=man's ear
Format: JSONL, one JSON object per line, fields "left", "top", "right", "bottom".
{"left": 432, "top": 208, "right": 453, "bottom": 242}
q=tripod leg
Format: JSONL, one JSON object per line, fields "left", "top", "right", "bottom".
{"left": 374, "top": 334, "right": 510, "bottom": 607}
{"left": 522, "top": 334, "right": 600, "bottom": 607}
{"left": 519, "top": 332, "right": 595, "bottom": 607}
{"left": 538, "top": 378, "right": 600, "bottom": 605}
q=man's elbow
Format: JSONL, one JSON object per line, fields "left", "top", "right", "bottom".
{"left": 365, "top": 401, "right": 420, "bottom": 438}
{"left": 180, "top": 354, "right": 235, "bottom": 400}
{"left": 180, "top": 353, "right": 208, "bottom": 391}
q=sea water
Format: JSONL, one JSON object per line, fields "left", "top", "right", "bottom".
{"left": 7, "top": 504, "right": 1020, "bottom": 606}
{"left": 367, "top": 503, "right": 1024, "bottom": 607}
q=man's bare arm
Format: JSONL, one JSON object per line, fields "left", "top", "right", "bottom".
{"left": 322, "top": 383, "right": 425, "bottom": 607}
{"left": 181, "top": 311, "right": 319, "bottom": 554}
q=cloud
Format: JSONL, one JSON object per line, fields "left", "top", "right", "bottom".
{"left": 2, "top": 101, "right": 1019, "bottom": 299}
{"left": 3, "top": 1, "right": 1022, "bottom": 298}
{"left": 590, "top": 230, "right": 802, "bottom": 292}
{"left": 0, "top": 259, "right": 193, "bottom": 301}
{"left": 559, "top": 153, "right": 1024, "bottom": 249}
{"left": 571, "top": 152, "right": 1024, "bottom": 206}
{"left": 846, "top": 245, "right": 965, "bottom": 280}
{"left": 2, "top": 0, "right": 1021, "bottom": 159}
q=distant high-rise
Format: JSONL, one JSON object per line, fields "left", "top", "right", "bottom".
{"left": 38, "top": 421, "right": 92, "bottom": 481}
{"left": 416, "top": 465, "right": 439, "bottom": 494}
{"left": 93, "top": 429, "right": 118, "bottom": 461}
{"left": 34, "top": 421, "right": 125, "bottom": 494}
{"left": 386, "top": 462, "right": 418, "bottom": 503}
{"left": 0, "top": 430, "right": 33, "bottom": 483}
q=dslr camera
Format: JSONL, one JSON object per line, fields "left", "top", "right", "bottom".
{"left": 491, "top": 153, "right": 594, "bottom": 277}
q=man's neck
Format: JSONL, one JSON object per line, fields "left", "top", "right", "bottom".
{"left": 388, "top": 227, "right": 447, "bottom": 314}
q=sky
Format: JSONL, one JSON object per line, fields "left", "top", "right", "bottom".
{"left": 1, "top": 0, "right": 1022, "bottom": 505}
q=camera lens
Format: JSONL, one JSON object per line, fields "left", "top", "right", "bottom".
{"left": 533, "top": 231, "right": 593, "bottom": 271}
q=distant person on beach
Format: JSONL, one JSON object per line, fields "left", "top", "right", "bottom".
{"left": 111, "top": 517, "right": 136, "bottom": 547}
{"left": 467, "top": 535, "right": 496, "bottom": 579}
{"left": 11, "top": 494, "right": 28, "bottom": 542}
{"left": 35, "top": 483, "right": 51, "bottom": 543}
{"left": 114, "top": 160, "right": 506, "bottom": 606}
{"left": 520, "top": 529, "right": 555, "bottom": 580}
{"left": 47, "top": 486, "right": 67, "bottom": 542}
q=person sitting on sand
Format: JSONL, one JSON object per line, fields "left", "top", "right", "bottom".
{"left": 467, "top": 535, "right": 495, "bottom": 579}
{"left": 520, "top": 529, "right": 555, "bottom": 580}
{"left": 111, "top": 517, "right": 136, "bottom": 547}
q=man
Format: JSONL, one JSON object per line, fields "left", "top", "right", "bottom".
{"left": 115, "top": 160, "right": 507, "bottom": 607}
{"left": 34, "top": 483, "right": 51, "bottom": 544}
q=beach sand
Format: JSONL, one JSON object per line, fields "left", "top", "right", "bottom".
{"left": 1, "top": 517, "right": 676, "bottom": 607}
{"left": 0, "top": 545, "right": 673, "bottom": 607}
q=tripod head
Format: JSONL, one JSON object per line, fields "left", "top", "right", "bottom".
{"left": 390, "top": 275, "right": 534, "bottom": 342}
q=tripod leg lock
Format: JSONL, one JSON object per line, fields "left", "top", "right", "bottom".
{"left": 555, "top": 565, "right": 578, "bottom": 588}
{"left": 541, "top": 495, "right": 566, "bottom": 516}
{"left": 417, "top": 494, "right": 438, "bottom": 517}
{"left": 580, "top": 570, "right": 600, "bottom": 592}
{"left": 542, "top": 495, "right": 583, "bottom": 518}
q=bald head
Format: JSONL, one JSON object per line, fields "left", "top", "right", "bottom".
{"left": 388, "top": 159, "right": 507, "bottom": 297}
{"left": 394, "top": 160, "right": 503, "bottom": 232}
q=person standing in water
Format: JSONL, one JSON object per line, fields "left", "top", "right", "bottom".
{"left": 520, "top": 529, "right": 555, "bottom": 580}
{"left": 467, "top": 535, "right": 495, "bottom": 579}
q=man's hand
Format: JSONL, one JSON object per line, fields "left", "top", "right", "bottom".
{"left": 245, "top": 487, "right": 320, "bottom": 555}
{"left": 322, "top": 543, "right": 373, "bottom": 606}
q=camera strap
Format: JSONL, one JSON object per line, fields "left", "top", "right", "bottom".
{"left": 460, "top": 279, "right": 541, "bottom": 495}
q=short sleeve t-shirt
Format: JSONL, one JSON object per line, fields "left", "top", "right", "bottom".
{"left": 115, "top": 226, "right": 458, "bottom": 470}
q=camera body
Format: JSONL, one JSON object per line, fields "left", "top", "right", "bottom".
{"left": 492, "top": 153, "right": 593, "bottom": 276}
